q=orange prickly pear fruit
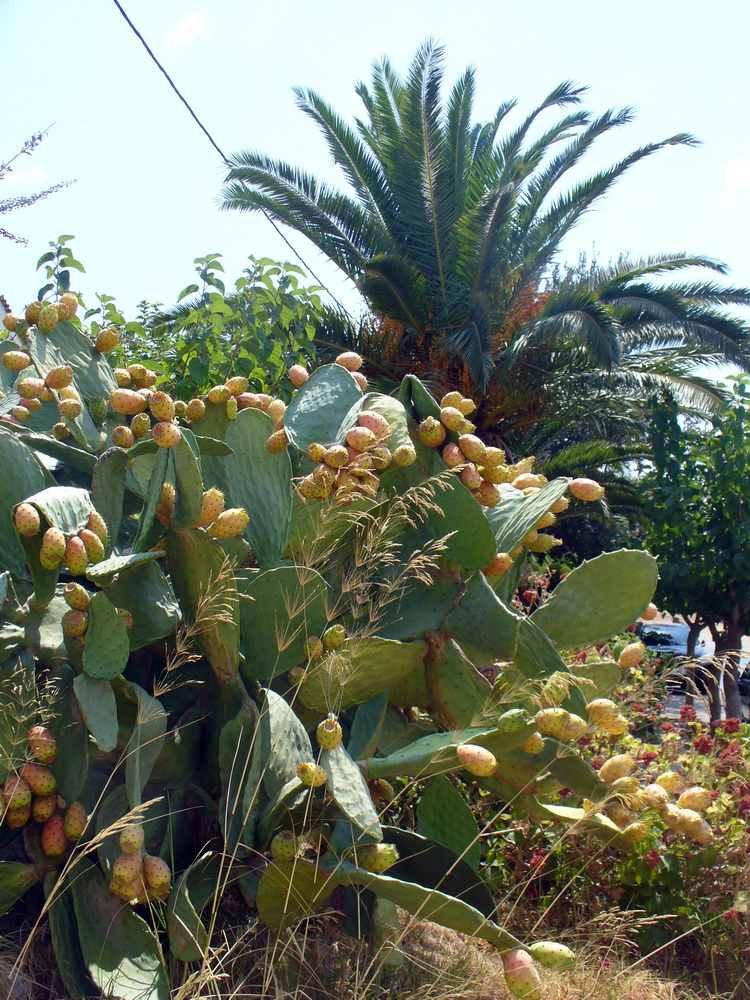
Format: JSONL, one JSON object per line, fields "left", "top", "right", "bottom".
{"left": 14, "top": 503, "right": 41, "bottom": 537}
{"left": 64, "top": 536, "right": 88, "bottom": 576}
{"left": 39, "top": 527, "right": 66, "bottom": 570}
{"left": 335, "top": 351, "right": 362, "bottom": 371}
{"left": 152, "top": 422, "right": 181, "bottom": 448}
{"left": 95, "top": 327, "right": 120, "bottom": 352}
{"left": 28, "top": 725, "right": 57, "bottom": 763}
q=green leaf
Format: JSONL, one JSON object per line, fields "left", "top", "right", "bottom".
{"left": 417, "top": 775, "right": 480, "bottom": 870}
{"left": 531, "top": 549, "right": 659, "bottom": 648}
{"left": 225, "top": 408, "right": 293, "bottom": 567}
{"left": 82, "top": 591, "right": 131, "bottom": 679}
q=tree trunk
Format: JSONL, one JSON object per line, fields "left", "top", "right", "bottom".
{"left": 715, "top": 619, "right": 744, "bottom": 721}
{"left": 684, "top": 618, "right": 703, "bottom": 708}
{"left": 706, "top": 620, "right": 723, "bottom": 722}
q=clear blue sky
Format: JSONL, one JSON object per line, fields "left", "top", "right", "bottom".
{"left": 3, "top": 0, "right": 750, "bottom": 323}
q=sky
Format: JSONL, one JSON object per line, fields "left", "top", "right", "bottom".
{"left": 2, "top": 0, "right": 750, "bottom": 326}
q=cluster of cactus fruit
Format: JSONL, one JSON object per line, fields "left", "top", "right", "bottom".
{"left": 0, "top": 292, "right": 681, "bottom": 1000}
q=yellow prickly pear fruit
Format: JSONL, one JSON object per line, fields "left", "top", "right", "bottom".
{"left": 152, "top": 422, "right": 181, "bottom": 448}
{"left": 39, "top": 527, "right": 65, "bottom": 569}
{"left": 174, "top": 400, "right": 188, "bottom": 419}
{"left": 308, "top": 443, "right": 327, "bottom": 463}
{"left": 458, "top": 434, "right": 486, "bottom": 464}
{"left": 618, "top": 642, "right": 646, "bottom": 668}
{"left": 550, "top": 495, "right": 570, "bottom": 514}
{"left": 392, "top": 444, "right": 416, "bottom": 467}
{"left": 518, "top": 732, "right": 545, "bottom": 754}
{"left": 61, "top": 610, "right": 88, "bottom": 637}
{"left": 440, "top": 391, "right": 463, "bottom": 408}
{"left": 528, "top": 941, "right": 575, "bottom": 971}
{"left": 324, "top": 445, "right": 349, "bottom": 468}
{"left": 25, "top": 302, "right": 43, "bottom": 324}
{"left": 457, "top": 397, "right": 476, "bottom": 415}
{"left": 95, "top": 327, "right": 120, "bottom": 352}
{"left": 14, "top": 503, "right": 41, "bottom": 537}
{"left": 207, "top": 385, "right": 232, "bottom": 404}
{"left": 86, "top": 510, "right": 109, "bottom": 545}
{"left": 63, "top": 582, "right": 90, "bottom": 611}
{"left": 6, "top": 806, "right": 31, "bottom": 829}
{"left": 149, "top": 391, "right": 175, "bottom": 423}
{"left": 687, "top": 818, "right": 713, "bottom": 845}
{"left": 303, "top": 637, "right": 324, "bottom": 659}
{"left": 113, "top": 368, "right": 132, "bottom": 387}
{"left": 596, "top": 714, "right": 630, "bottom": 735}
{"left": 641, "top": 602, "right": 658, "bottom": 621}
{"left": 288, "top": 364, "right": 309, "bottom": 387}
{"left": 3, "top": 775, "right": 32, "bottom": 811}
{"left": 622, "top": 821, "right": 649, "bottom": 843}
{"left": 225, "top": 376, "right": 249, "bottom": 397}
{"left": 610, "top": 775, "right": 640, "bottom": 796}
{"left": 130, "top": 412, "right": 151, "bottom": 439}
{"left": 677, "top": 787, "right": 712, "bottom": 812}
{"left": 270, "top": 831, "right": 297, "bottom": 862}
{"left": 2, "top": 313, "right": 19, "bottom": 331}
{"left": 206, "top": 508, "right": 249, "bottom": 539}
{"left": 28, "top": 725, "right": 57, "bottom": 764}
{"left": 599, "top": 753, "right": 636, "bottom": 784}
{"left": 110, "top": 389, "right": 148, "bottom": 415}
{"left": 357, "top": 843, "right": 400, "bottom": 873}
{"left": 370, "top": 445, "right": 392, "bottom": 470}
{"left": 655, "top": 771, "right": 683, "bottom": 794}
{"left": 64, "top": 536, "right": 89, "bottom": 576}
{"left": 660, "top": 803, "right": 685, "bottom": 829}
{"left": 267, "top": 398, "right": 286, "bottom": 423}
{"left": 186, "top": 398, "right": 206, "bottom": 422}
{"left": 586, "top": 699, "right": 619, "bottom": 724}
{"left": 196, "top": 488, "right": 224, "bottom": 527}
{"left": 111, "top": 425, "right": 135, "bottom": 449}
{"left": 113, "top": 852, "right": 143, "bottom": 882}
{"left": 559, "top": 713, "right": 587, "bottom": 740}
{"left": 439, "top": 406, "right": 464, "bottom": 431}
{"left": 31, "top": 794, "right": 57, "bottom": 823}
{"left": 640, "top": 783, "right": 670, "bottom": 809}
{"left": 17, "top": 377, "right": 45, "bottom": 399}
{"left": 19, "top": 398, "right": 42, "bottom": 414}
{"left": 45, "top": 365, "right": 74, "bottom": 390}
{"left": 63, "top": 802, "right": 88, "bottom": 840}
{"left": 535, "top": 707, "right": 572, "bottom": 739}
{"left": 297, "top": 762, "right": 327, "bottom": 787}
{"left": 266, "top": 428, "right": 289, "bottom": 454}
{"left": 605, "top": 801, "right": 635, "bottom": 827}
{"left": 10, "top": 405, "right": 31, "bottom": 422}
{"left": 316, "top": 716, "right": 343, "bottom": 750}
{"left": 2, "top": 351, "right": 32, "bottom": 372}
{"left": 569, "top": 477, "right": 605, "bottom": 501}
{"left": 456, "top": 743, "right": 497, "bottom": 777}
{"left": 37, "top": 305, "right": 59, "bottom": 335}
{"left": 79, "top": 528, "right": 105, "bottom": 564}
{"left": 119, "top": 824, "right": 145, "bottom": 854}
{"left": 60, "top": 292, "right": 78, "bottom": 317}
{"left": 418, "top": 416, "right": 446, "bottom": 448}
{"left": 335, "top": 351, "right": 362, "bottom": 371}
{"left": 483, "top": 553, "right": 513, "bottom": 578}
{"left": 57, "top": 398, "right": 82, "bottom": 419}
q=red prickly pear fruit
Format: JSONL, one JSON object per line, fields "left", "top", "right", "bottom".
{"left": 109, "top": 389, "right": 148, "bottom": 415}
{"left": 502, "top": 948, "right": 542, "bottom": 1000}
{"left": 111, "top": 425, "right": 135, "bottom": 449}
{"left": 442, "top": 442, "right": 465, "bottom": 468}
{"left": 119, "top": 823, "right": 145, "bottom": 855}
{"left": 266, "top": 429, "right": 289, "bottom": 454}
{"left": 109, "top": 872, "right": 146, "bottom": 902}
{"left": 196, "top": 488, "right": 225, "bottom": 527}
{"left": 7, "top": 806, "right": 31, "bottom": 829}
{"left": 152, "top": 421, "right": 182, "bottom": 448}
{"left": 113, "top": 852, "right": 144, "bottom": 882}
{"left": 20, "top": 763, "right": 57, "bottom": 796}
{"left": 236, "top": 392, "right": 259, "bottom": 410}
{"left": 206, "top": 508, "right": 249, "bottom": 539}
{"left": 618, "top": 641, "right": 645, "bottom": 669}
{"left": 345, "top": 426, "right": 377, "bottom": 452}
{"left": 14, "top": 503, "right": 41, "bottom": 537}
{"left": 254, "top": 393, "right": 273, "bottom": 412}
{"left": 149, "top": 392, "right": 175, "bottom": 423}
{"left": 57, "top": 398, "right": 83, "bottom": 419}
{"left": 86, "top": 510, "right": 108, "bottom": 546}
{"left": 37, "top": 305, "right": 59, "bottom": 335}
{"left": 186, "top": 398, "right": 205, "bottom": 422}
{"left": 459, "top": 464, "right": 482, "bottom": 491}
{"left": 39, "top": 527, "right": 66, "bottom": 570}
{"left": 528, "top": 940, "right": 575, "bottom": 971}
{"left": 335, "top": 351, "right": 362, "bottom": 372}
{"left": 392, "top": 444, "right": 416, "bottom": 467}
{"left": 64, "top": 536, "right": 89, "bottom": 576}
{"left": 28, "top": 725, "right": 57, "bottom": 763}
{"left": 2, "top": 351, "right": 32, "bottom": 372}
{"left": 456, "top": 743, "right": 497, "bottom": 777}
{"left": 297, "top": 762, "right": 327, "bottom": 787}
{"left": 352, "top": 371, "right": 368, "bottom": 391}
{"left": 418, "top": 416, "right": 446, "bottom": 448}
{"left": 357, "top": 410, "right": 390, "bottom": 440}
{"left": 288, "top": 364, "right": 309, "bottom": 387}
{"left": 439, "top": 406, "right": 464, "bottom": 431}
{"left": 484, "top": 553, "right": 513, "bottom": 578}
{"left": 569, "top": 477, "right": 604, "bottom": 502}
{"left": 41, "top": 814, "right": 68, "bottom": 857}
{"left": 63, "top": 582, "right": 90, "bottom": 612}
{"left": 31, "top": 794, "right": 58, "bottom": 823}
{"left": 63, "top": 802, "right": 88, "bottom": 841}
{"left": 356, "top": 843, "right": 399, "bottom": 873}
{"left": 78, "top": 528, "right": 105, "bottom": 564}
{"left": 95, "top": 327, "right": 120, "bottom": 352}
{"left": 458, "top": 434, "right": 486, "bottom": 464}
{"left": 270, "top": 831, "right": 297, "bottom": 862}
{"left": 3, "top": 775, "right": 32, "bottom": 811}
{"left": 324, "top": 445, "right": 349, "bottom": 469}
{"left": 142, "top": 854, "right": 171, "bottom": 891}
{"left": 316, "top": 716, "right": 343, "bottom": 750}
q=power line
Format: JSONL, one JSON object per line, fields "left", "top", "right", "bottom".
{"left": 109, "top": 0, "right": 349, "bottom": 311}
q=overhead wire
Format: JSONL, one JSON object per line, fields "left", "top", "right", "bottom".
{"left": 109, "top": 0, "right": 350, "bottom": 313}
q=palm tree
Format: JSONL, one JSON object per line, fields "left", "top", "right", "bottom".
{"left": 221, "top": 40, "right": 750, "bottom": 435}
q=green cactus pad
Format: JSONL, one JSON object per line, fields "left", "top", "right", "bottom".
{"left": 257, "top": 689, "right": 313, "bottom": 800}
{"left": 106, "top": 561, "right": 181, "bottom": 651}
{"left": 489, "top": 478, "right": 570, "bottom": 555}
{"left": 82, "top": 591, "right": 130, "bottom": 680}
{"left": 570, "top": 658, "right": 624, "bottom": 700}
{"left": 445, "top": 572, "right": 521, "bottom": 663}
{"left": 424, "top": 635, "right": 495, "bottom": 729}
{"left": 124, "top": 683, "right": 167, "bottom": 809}
{"left": 417, "top": 775, "right": 481, "bottom": 870}
{"left": 166, "top": 528, "right": 240, "bottom": 682}
{"left": 73, "top": 674, "right": 118, "bottom": 752}
{"left": 238, "top": 565, "right": 328, "bottom": 680}
{"left": 45, "top": 872, "right": 100, "bottom": 1000}
{"left": 375, "top": 572, "right": 462, "bottom": 641}
{"left": 346, "top": 692, "right": 389, "bottom": 761}
{"left": 333, "top": 862, "right": 521, "bottom": 952}
{"left": 395, "top": 374, "right": 442, "bottom": 422}
{"left": 219, "top": 700, "right": 263, "bottom": 854}
{"left": 86, "top": 550, "right": 165, "bottom": 588}
{"left": 70, "top": 858, "right": 169, "bottom": 999}
{"left": 284, "top": 362, "right": 362, "bottom": 451}
{"left": 427, "top": 473, "right": 497, "bottom": 570}
{"left": 321, "top": 743, "right": 382, "bottom": 841}
{"left": 0, "top": 654, "right": 36, "bottom": 783}
{"left": 90, "top": 448, "right": 129, "bottom": 555}
{"left": 172, "top": 433, "right": 204, "bottom": 530}
{"left": 514, "top": 616, "right": 588, "bottom": 715}
{"left": 194, "top": 435, "right": 233, "bottom": 456}
{"left": 530, "top": 549, "right": 659, "bottom": 648}
{"left": 225, "top": 407, "right": 293, "bottom": 567}
{"left": 132, "top": 446, "right": 170, "bottom": 553}
{"left": 527, "top": 800, "right": 636, "bottom": 853}
{"left": 297, "top": 636, "right": 428, "bottom": 713}
{"left": 537, "top": 739, "right": 610, "bottom": 801}
{"left": 256, "top": 859, "right": 336, "bottom": 931}
{"left": 23, "top": 485, "right": 93, "bottom": 536}
{"left": 33, "top": 321, "right": 118, "bottom": 397}
{"left": 8, "top": 431, "right": 96, "bottom": 475}
{"left": 47, "top": 664, "right": 89, "bottom": 801}
{"left": 168, "top": 852, "right": 229, "bottom": 961}
{"left": 0, "top": 430, "right": 55, "bottom": 581}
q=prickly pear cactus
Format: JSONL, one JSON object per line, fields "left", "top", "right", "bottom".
{"left": 0, "top": 305, "right": 677, "bottom": 999}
